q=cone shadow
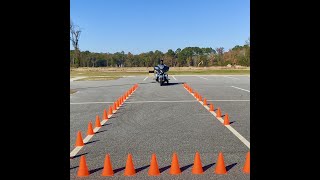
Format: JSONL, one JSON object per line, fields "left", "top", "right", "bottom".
{"left": 102, "top": 123, "right": 112, "bottom": 127}
{"left": 181, "top": 163, "right": 193, "bottom": 172}
{"left": 136, "top": 165, "right": 150, "bottom": 173}
{"left": 70, "top": 166, "right": 78, "bottom": 170}
{"left": 203, "top": 163, "right": 215, "bottom": 172}
{"left": 89, "top": 167, "right": 103, "bottom": 174}
{"left": 159, "top": 165, "right": 171, "bottom": 173}
{"left": 226, "top": 163, "right": 237, "bottom": 172}
{"left": 230, "top": 121, "right": 236, "bottom": 124}
{"left": 114, "top": 167, "right": 125, "bottom": 174}
{"left": 95, "top": 129, "right": 107, "bottom": 134}
{"left": 71, "top": 152, "right": 88, "bottom": 159}
{"left": 85, "top": 139, "right": 99, "bottom": 145}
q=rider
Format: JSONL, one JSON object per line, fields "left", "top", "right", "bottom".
{"left": 155, "top": 59, "right": 168, "bottom": 82}
{"left": 159, "top": 59, "right": 164, "bottom": 65}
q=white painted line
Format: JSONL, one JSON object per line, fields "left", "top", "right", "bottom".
{"left": 70, "top": 76, "right": 87, "bottom": 82}
{"left": 207, "top": 100, "right": 250, "bottom": 102}
{"left": 184, "top": 87, "right": 250, "bottom": 149}
{"left": 223, "top": 76, "right": 240, "bottom": 80}
{"left": 101, "top": 119, "right": 108, "bottom": 125}
{"left": 225, "top": 125, "right": 250, "bottom": 148}
{"left": 172, "top": 76, "right": 177, "bottom": 80}
{"left": 231, "top": 86, "right": 250, "bottom": 92}
{"left": 70, "top": 146, "right": 83, "bottom": 157}
{"left": 70, "top": 102, "right": 114, "bottom": 105}
{"left": 143, "top": 77, "right": 148, "bottom": 81}
{"left": 126, "top": 100, "right": 197, "bottom": 103}
{"left": 93, "top": 127, "right": 101, "bottom": 133}
{"left": 198, "top": 76, "right": 209, "bottom": 80}
{"left": 83, "top": 135, "right": 94, "bottom": 143}
{"left": 71, "top": 99, "right": 249, "bottom": 105}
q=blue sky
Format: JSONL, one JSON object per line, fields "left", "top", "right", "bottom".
{"left": 70, "top": 0, "right": 250, "bottom": 54}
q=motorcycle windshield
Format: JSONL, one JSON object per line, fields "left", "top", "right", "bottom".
{"left": 158, "top": 65, "right": 169, "bottom": 72}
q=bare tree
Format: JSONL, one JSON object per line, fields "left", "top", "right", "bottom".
{"left": 70, "top": 20, "right": 81, "bottom": 67}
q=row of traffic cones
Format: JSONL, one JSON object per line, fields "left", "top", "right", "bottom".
{"left": 77, "top": 152, "right": 250, "bottom": 177}
{"left": 183, "top": 83, "right": 230, "bottom": 125}
{"left": 74, "top": 84, "right": 139, "bottom": 147}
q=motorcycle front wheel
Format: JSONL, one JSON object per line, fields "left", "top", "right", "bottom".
{"left": 160, "top": 79, "right": 164, "bottom": 86}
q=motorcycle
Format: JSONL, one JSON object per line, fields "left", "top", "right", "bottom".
{"left": 149, "top": 64, "right": 170, "bottom": 86}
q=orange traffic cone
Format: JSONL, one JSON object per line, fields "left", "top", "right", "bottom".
{"left": 77, "top": 155, "right": 89, "bottom": 177}
{"left": 216, "top": 107, "right": 222, "bottom": 118}
{"left": 199, "top": 95, "right": 202, "bottom": 102}
{"left": 103, "top": 109, "right": 108, "bottom": 120}
{"left": 215, "top": 152, "right": 227, "bottom": 174}
{"left": 108, "top": 106, "right": 113, "bottom": 116}
{"left": 148, "top": 153, "right": 160, "bottom": 176}
{"left": 243, "top": 152, "right": 250, "bottom": 174}
{"left": 75, "top": 131, "right": 84, "bottom": 147}
{"left": 210, "top": 103, "right": 214, "bottom": 112}
{"left": 95, "top": 115, "right": 102, "bottom": 128}
{"left": 102, "top": 154, "right": 114, "bottom": 176}
{"left": 192, "top": 152, "right": 203, "bottom": 174}
{"left": 124, "top": 154, "right": 136, "bottom": 176}
{"left": 116, "top": 100, "right": 119, "bottom": 109}
{"left": 203, "top": 98, "right": 207, "bottom": 106}
{"left": 224, "top": 113, "right": 230, "bottom": 125}
{"left": 87, "top": 121, "right": 94, "bottom": 135}
{"left": 113, "top": 102, "right": 117, "bottom": 112}
{"left": 169, "top": 152, "right": 181, "bottom": 175}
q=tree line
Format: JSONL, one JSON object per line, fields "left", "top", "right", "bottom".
{"left": 70, "top": 21, "right": 249, "bottom": 68}
{"left": 70, "top": 43, "right": 249, "bottom": 68}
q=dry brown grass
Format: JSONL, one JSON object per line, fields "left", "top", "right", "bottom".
{"left": 70, "top": 66, "right": 249, "bottom": 72}
{"left": 70, "top": 89, "right": 77, "bottom": 94}
{"left": 76, "top": 76, "right": 120, "bottom": 81}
